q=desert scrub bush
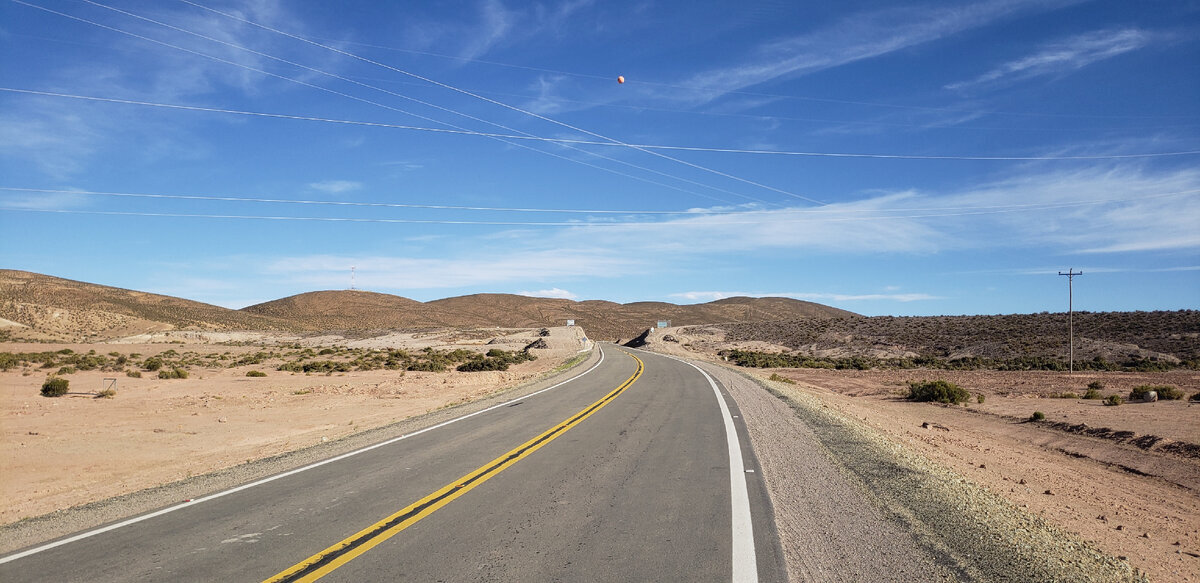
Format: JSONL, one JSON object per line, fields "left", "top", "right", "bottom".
{"left": 768, "top": 373, "right": 796, "bottom": 384}
{"left": 457, "top": 349, "right": 536, "bottom": 372}
{"left": 1083, "top": 387, "right": 1103, "bottom": 400}
{"left": 1104, "top": 394, "right": 1123, "bottom": 406}
{"left": 1129, "top": 384, "right": 1183, "bottom": 401}
{"left": 1030, "top": 411, "right": 1046, "bottom": 421}
{"left": 41, "top": 377, "right": 69, "bottom": 397}
{"left": 1048, "top": 392, "right": 1079, "bottom": 399}
{"left": 906, "top": 380, "right": 970, "bottom": 405}
{"left": 56, "top": 366, "right": 76, "bottom": 375}
{"left": 142, "top": 357, "right": 163, "bottom": 371}
{"left": 95, "top": 387, "right": 116, "bottom": 399}
{"left": 976, "top": 394, "right": 985, "bottom": 404}
{"left": 126, "top": 370, "right": 142, "bottom": 378}
{"left": 245, "top": 370, "right": 267, "bottom": 377}
{"left": 158, "top": 367, "right": 188, "bottom": 379}
{"left": 1087, "top": 380, "right": 1105, "bottom": 391}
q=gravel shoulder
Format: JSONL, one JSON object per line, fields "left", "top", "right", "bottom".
{"left": 699, "top": 361, "right": 1149, "bottom": 583}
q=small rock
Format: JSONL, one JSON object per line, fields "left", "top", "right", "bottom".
{"left": 217, "top": 417, "right": 228, "bottom": 423}
{"left": 1018, "top": 478, "right": 1027, "bottom": 485}
{"left": 978, "top": 464, "right": 986, "bottom": 469}
{"left": 1116, "top": 525, "right": 1124, "bottom": 531}
{"left": 1140, "top": 533, "right": 1149, "bottom": 539}
{"left": 1044, "top": 489, "right": 1054, "bottom": 495}
{"left": 1173, "top": 541, "right": 1181, "bottom": 546}
{"left": 1097, "top": 515, "right": 1107, "bottom": 522}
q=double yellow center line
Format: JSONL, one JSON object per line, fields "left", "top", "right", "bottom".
{"left": 265, "top": 352, "right": 644, "bottom": 582}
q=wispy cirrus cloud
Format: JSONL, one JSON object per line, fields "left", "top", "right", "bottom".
{"left": 672, "top": 0, "right": 1075, "bottom": 103}
{"left": 518, "top": 287, "right": 578, "bottom": 300}
{"left": 946, "top": 28, "right": 1151, "bottom": 91}
{"left": 308, "top": 180, "right": 362, "bottom": 194}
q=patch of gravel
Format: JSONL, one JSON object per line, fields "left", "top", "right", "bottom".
{"left": 700, "top": 362, "right": 1148, "bottom": 583}
{"left": 0, "top": 349, "right": 600, "bottom": 556}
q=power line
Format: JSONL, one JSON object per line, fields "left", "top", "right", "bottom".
{"left": 66, "top": 0, "right": 770, "bottom": 208}
{"left": 5, "top": 87, "right": 1196, "bottom": 162}
{"left": 12, "top": 0, "right": 758, "bottom": 208}
{"left": 174, "top": 0, "right": 827, "bottom": 205}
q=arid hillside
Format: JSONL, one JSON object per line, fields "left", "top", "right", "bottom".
{"left": 711, "top": 311, "right": 1200, "bottom": 365}
{"left": 0, "top": 270, "right": 291, "bottom": 341}
{"left": 0, "top": 270, "right": 854, "bottom": 341}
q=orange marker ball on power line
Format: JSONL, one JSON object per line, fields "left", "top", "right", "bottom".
{"left": 617, "top": 75, "right": 625, "bottom": 84}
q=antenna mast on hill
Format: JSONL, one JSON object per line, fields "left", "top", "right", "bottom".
{"left": 1058, "top": 269, "right": 1082, "bottom": 374}
{"left": 350, "top": 266, "right": 357, "bottom": 290}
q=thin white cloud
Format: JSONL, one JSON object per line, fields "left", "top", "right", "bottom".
{"left": 518, "top": 288, "right": 578, "bottom": 300}
{"left": 947, "top": 28, "right": 1150, "bottom": 91}
{"left": 308, "top": 180, "right": 363, "bottom": 194}
{"left": 669, "top": 291, "right": 943, "bottom": 303}
{"left": 265, "top": 249, "right": 643, "bottom": 289}
{"left": 672, "top": 0, "right": 1071, "bottom": 103}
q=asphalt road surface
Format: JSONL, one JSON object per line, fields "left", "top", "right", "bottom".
{"left": 0, "top": 345, "right": 784, "bottom": 582}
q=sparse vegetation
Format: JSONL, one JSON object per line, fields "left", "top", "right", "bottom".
{"left": 1031, "top": 411, "right": 1046, "bottom": 421}
{"left": 96, "top": 387, "right": 116, "bottom": 399}
{"left": 1129, "top": 385, "right": 1183, "bottom": 401}
{"left": 906, "top": 380, "right": 970, "bottom": 405}
{"left": 245, "top": 370, "right": 267, "bottom": 377}
{"left": 158, "top": 367, "right": 188, "bottom": 379}
{"left": 769, "top": 373, "right": 796, "bottom": 384}
{"left": 976, "top": 394, "right": 985, "bottom": 404}
{"left": 126, "top": 370, "right": 142, "bottom": 378}
{"left": 457, "top": 349, "right": 536, "bottom": 372}
{"left": 1083, "top": 387, "right": 1103, "bottom": 400}
{"left": 41, "top": 377, "right": 69, "bottom": 397}
{"left": 1104, "top": 394, "right": 1123, "bottom": 406}
{"left": 1087, "top": 381, "right": 1105, "bottom": 391}
{"left": 1048, "top": 392, "right": 1079, "bottom": 399}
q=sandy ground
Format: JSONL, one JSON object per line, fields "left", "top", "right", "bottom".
{"left": 0, "top": 327, "right": 590, "bottom": 527}
{"left": 640, "top": 327, "right": 1200, "bottom": 583}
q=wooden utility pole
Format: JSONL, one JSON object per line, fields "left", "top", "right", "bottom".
{"left": 1058, "top": 269, "right": 1082, "bottom": 374}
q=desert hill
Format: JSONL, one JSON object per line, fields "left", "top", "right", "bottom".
{"left": 246, "top": 291, "right": 857, "bottom": 341}
{"left": 0, "top": 270, "right": 854, "bottom": 341}
{"left": 0, "top": 270, "right": 290, "bottom": 341}
{"left": 709, "top": 311, "right": 1200, "bottom": 365}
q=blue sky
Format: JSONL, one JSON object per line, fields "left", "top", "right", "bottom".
{"left": 1, "top": 0, "right": 1197, "bottom": 316}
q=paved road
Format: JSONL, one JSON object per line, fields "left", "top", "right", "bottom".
{"left": 0, "top": 345, "right": 784, "bottom": 582}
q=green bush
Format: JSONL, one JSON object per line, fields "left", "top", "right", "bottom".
{"left": 1104, "top": 394, "right": 1123, "bottom": 406}
{"left": 906, "top": 380, "right": 970, "bottom": 405}
{"left": 158, "top": 367, "right": 188, "bottom": 379}
{"left": 1087, "top": 380, "right": 1105, "bottom": 391}
{"left": 1030, "top": 411, "right": 1045, "bottom": 421}
{"left": 1129, "top": 385, "right": 1183, "bottom": 401}
{"left": 126, "top": 370, "right": 142, "bottom": 378}
{"left": 768, "top": 373, "right": 796, "bottom": 384}
{"left": 41, "top": 377, "right": 69, "bottom": 397}
{"left": 56, "top": 366, "right": 76, "bottom": 375}
{"left": 245, "top": 370, "right": 267, "bottom": 377}
{"left": 976, "top": 394, "right": 985, "bottom": 404}
{"left": 1048, "top": 392, "right": 1079, "bottom": 399}
{"left": 142, "top": 357, "right": 163, "bottom": 371}
{"left": 1082, "top": 388, "right": 1102, "bottom": 400}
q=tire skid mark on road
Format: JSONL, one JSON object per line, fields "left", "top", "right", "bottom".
{"left": 264, "top": 352, "right": 645, "bottom": 583}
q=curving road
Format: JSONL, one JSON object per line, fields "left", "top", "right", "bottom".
{"left": 0, "top": 345, "right": 785, "bottom": 582}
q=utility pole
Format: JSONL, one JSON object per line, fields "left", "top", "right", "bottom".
{"left": 350, "top": 266, "right": 357, "bottom": 290}
{"left": 1058, "top": 269, "right": 1082, "bottom": 374}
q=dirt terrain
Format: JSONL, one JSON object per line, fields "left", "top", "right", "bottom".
{"left": 638, "top": 326, "right": 1200, "bottom": 583}
{"left": 0, "top": 326, "right": 590, "bottom": 528}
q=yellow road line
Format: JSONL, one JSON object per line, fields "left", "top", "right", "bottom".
{"left": 264, "top": 352, "right": 644, "bottom": 583}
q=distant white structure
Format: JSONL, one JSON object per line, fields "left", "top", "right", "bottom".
{"left": 566, "top": 319, "right": 575, "bottom": 326}
{"left": 657, "top": 320, "right": 671, "bottom": 329}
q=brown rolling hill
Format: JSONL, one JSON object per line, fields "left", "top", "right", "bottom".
{"left": 0, "top": 270, "right": 291, "bottom": 341}
{"left": 0, "top": 270, "right": 856, "bottom": 341}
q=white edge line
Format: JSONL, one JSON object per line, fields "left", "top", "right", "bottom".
{"left": 0, "top": 345, "right": 607, "bottom": 565}
{"left": 629, "top": 348, "right": 758, "bottom": 583}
